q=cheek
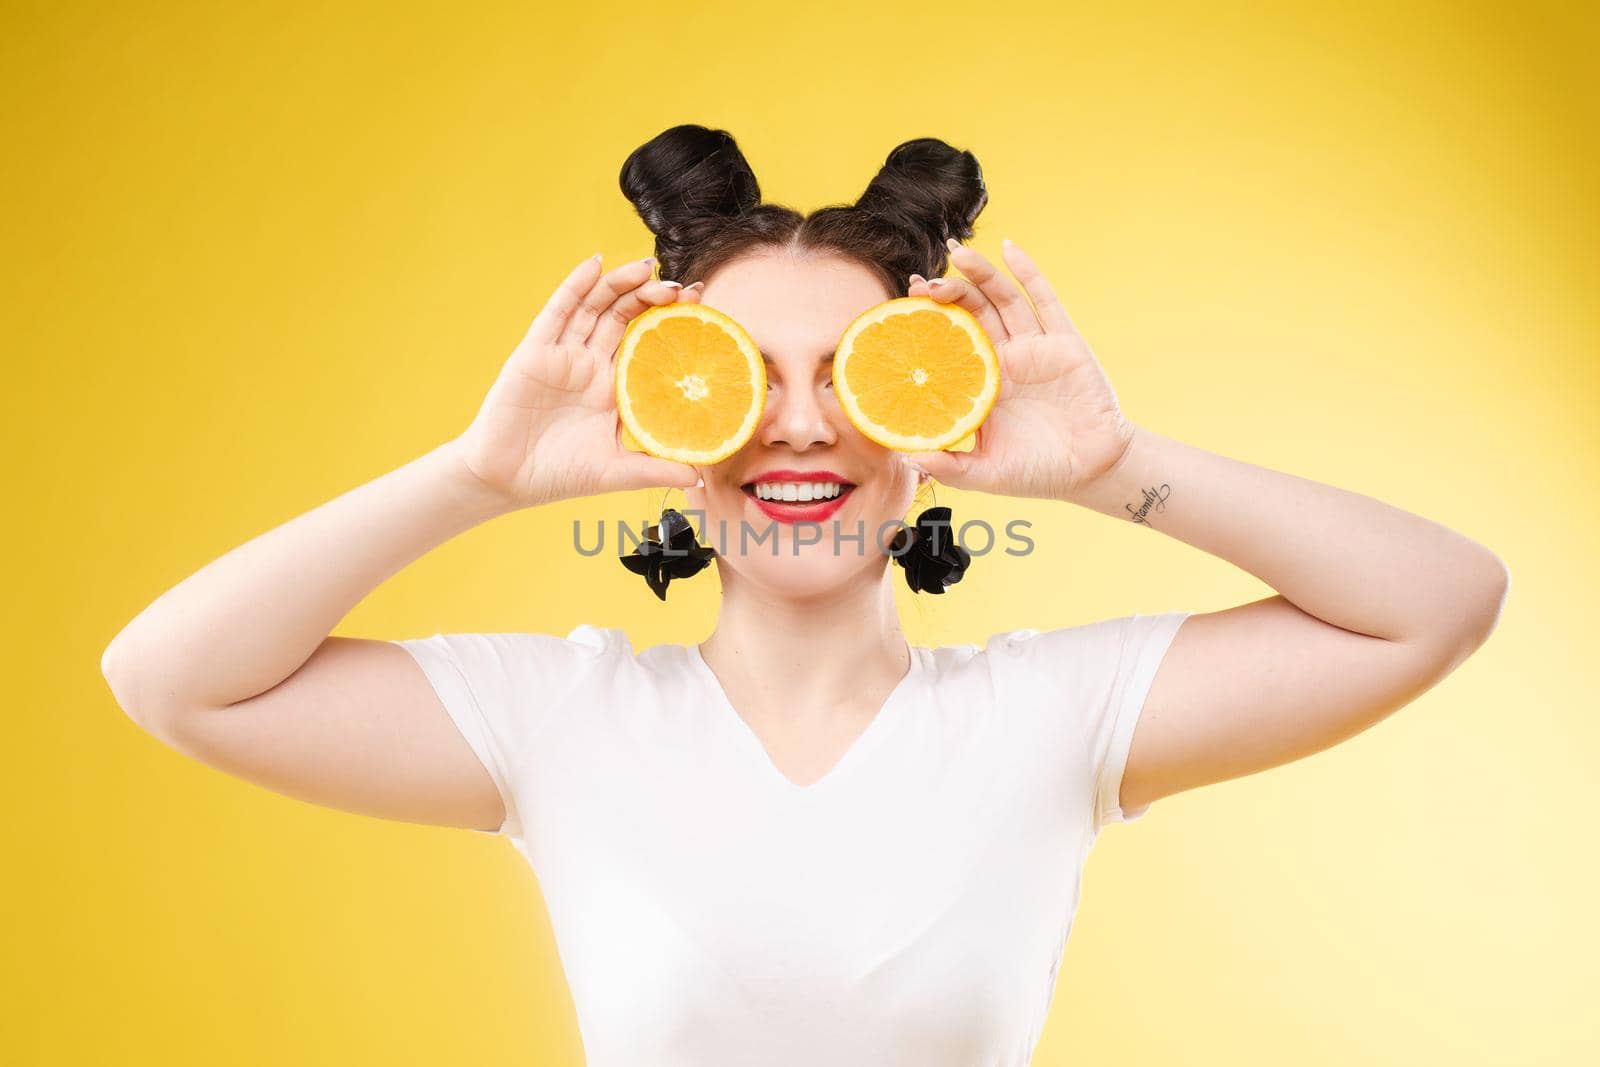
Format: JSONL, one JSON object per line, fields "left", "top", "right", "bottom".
{"left": 885, "top": 461, "right": 922, "bottom": 503}
{"left": 862, "top": 467, "right": 920, "bottom": 524}
{"left": 690, "top": 482, "right": 739, "bottom": 520}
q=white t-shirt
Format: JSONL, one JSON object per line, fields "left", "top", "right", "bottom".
{"left": 391, "top": 610, "right": 1190, "bottom": 1067}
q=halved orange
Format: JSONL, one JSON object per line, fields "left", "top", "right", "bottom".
{"left": 833, "top": 296, "right": 1000, "bottom": 452}
{"left": 615, "top": 303, "right": 766, "bottom": 464}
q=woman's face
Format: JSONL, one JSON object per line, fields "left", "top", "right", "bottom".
{"left": 684, "top": 248, "right": 925, "bottom": 598}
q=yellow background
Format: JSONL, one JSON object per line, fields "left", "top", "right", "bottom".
{"left": 6, "top": 0, "right": 1595, "bottom": 1063}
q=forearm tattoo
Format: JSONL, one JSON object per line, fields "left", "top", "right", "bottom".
{"left": 1124, "top": 483, "right": 1171, "bottom": 527}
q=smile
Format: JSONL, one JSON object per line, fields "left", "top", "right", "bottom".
{"left": 739, "top": 480, "right": 857, "bottom": 524}
{"left": 746, "top": 481, "right": 847, "bottom": 502}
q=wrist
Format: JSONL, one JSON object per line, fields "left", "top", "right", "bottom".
{"left": 1061, "top": 423, "right": 1167, "bottom": 525}
{"left": 427, "top": 438, "right": 523, "bottom": 524}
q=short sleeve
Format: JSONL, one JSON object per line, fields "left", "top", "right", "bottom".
{"left": 986, "top": 611, "right": 1192, "bottom": 834}
{"left": 389, "top": 624, "right": 619, "bottom": 838}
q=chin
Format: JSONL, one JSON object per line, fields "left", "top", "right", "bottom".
{"left": 731, "top": 549, "right": 878, "bottom": 597}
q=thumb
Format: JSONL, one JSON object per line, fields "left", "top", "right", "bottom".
{"left": 615, "top": 454, "right": 701, "bottom": 492}
{"left": 904, "top": 448, "right": 971, "bottom": 487}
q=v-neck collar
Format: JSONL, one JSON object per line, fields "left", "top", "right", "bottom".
{"left": 688, "top": 640, "right": 925, "bottom": 799}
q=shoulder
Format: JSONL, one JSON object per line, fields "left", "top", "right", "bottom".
{"left": 918, "top": 616, "right": 1123, "bottom": 672}
{"left": 926, "top": 611, "right": 1192, "bottom": 694}
{"left": 993, "top": 610, "right": 1188, "bottom": 658}
{"left": 390, "top": 623, "right": 642, "bottom": 697}
{"left": 395, "top": 622, "right": 631, "bottom": 660}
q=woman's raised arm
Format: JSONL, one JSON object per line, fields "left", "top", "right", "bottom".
{"left": 906, "top": 238, "right": 1509, "bottom": 823}
{"left": 102, "top": 443, "right": 510, "bottom": 720}
{"left": 99, "top": 253, "right": 700, "bottom": 830}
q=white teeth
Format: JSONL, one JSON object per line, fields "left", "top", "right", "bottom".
{"left": 753, "top": 481, "right": 844, "bottom": 502}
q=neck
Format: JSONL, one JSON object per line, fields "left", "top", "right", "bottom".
{"left": 698, "top": 563, "right": 912, "bottom": 726}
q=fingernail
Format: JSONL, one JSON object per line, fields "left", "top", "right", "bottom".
{"left": 685, "top": 281, "right": 705, "bottom": 291}
{"left": 927, "top": 278, "right": 946, "bottom": 289}
{"left": 591, "top": 252, "right": 602, "bottom": 261}
{"left": 1002, "top": 238, "right": 1015, "bottom": 251}
{"left": 658, "top": 279, "right": 682, "bottom": 289}
{"left": 909, "top": 273, "right": 925, "bottom": 285}
{"left": 946, "top": 238, "right": 961, "bottom": 253}
{"left": 640, "top": 256, "right": 656, "bottom": 266}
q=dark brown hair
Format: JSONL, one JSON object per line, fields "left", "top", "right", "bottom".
{"left": 618, "top": 124, "right": 988, "bottom": 295}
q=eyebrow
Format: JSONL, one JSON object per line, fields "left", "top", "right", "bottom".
{"left": 760, "top": 350, "right": 835, "bottom": 366}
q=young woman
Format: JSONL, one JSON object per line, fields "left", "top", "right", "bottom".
{"left": 101, "top": 124, "right": 1508, "bottom": 1066}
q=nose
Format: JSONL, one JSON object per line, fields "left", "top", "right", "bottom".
{"left": 759, "top": 378, "right": 839, "bottom": 452}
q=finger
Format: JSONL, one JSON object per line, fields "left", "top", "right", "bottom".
{"left": 903, "top": 446, "right": 975, "bottom": 488}
{"left": 612, "top": 454, "right": 701, "bottom": 493}
{"left": 559, "top": 256, "right": 659, "bottom": 346}
{"left": 675, "top": 282, "right": 705, "bottom": 304}
{"left": 1000, "top": 240, "right": 1079, "bottom": 335}
{"left": 946, "top": 239, "right": 1042, "bottom": 339}
{"left": 914, "top": 274, "right": 1008, "bottom": 343}
{"left": 905, "top": 412, "right": 999, "bottom": 491}
{"left": 526, "top": 253, "right": 604, "bottom": 347}
{"left": 587, "top": 278, "right": 685, "bottom": 357}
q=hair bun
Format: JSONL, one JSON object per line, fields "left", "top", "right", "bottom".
{"left": 619, "top": 125, "right": 762, "bottom": 277}
{"left": 855, "top": 137, "right": 988, "bottom": 251}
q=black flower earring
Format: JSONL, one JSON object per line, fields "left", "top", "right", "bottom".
{"left": 888, "top": 504, "right": 972, "bottom": 594}
{"left": 620, "top": 506, "right": 716, "bottom": 601}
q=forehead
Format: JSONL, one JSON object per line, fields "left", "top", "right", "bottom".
{"left": 697, "top": 250, "right": 892, "bottom": 363}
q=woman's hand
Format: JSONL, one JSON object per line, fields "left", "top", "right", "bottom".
{"left": 450, "top": 254, "right": 705, "bottom": 510}
{"left": 904, "top": 239, "right": 1137, "bottom": 502}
